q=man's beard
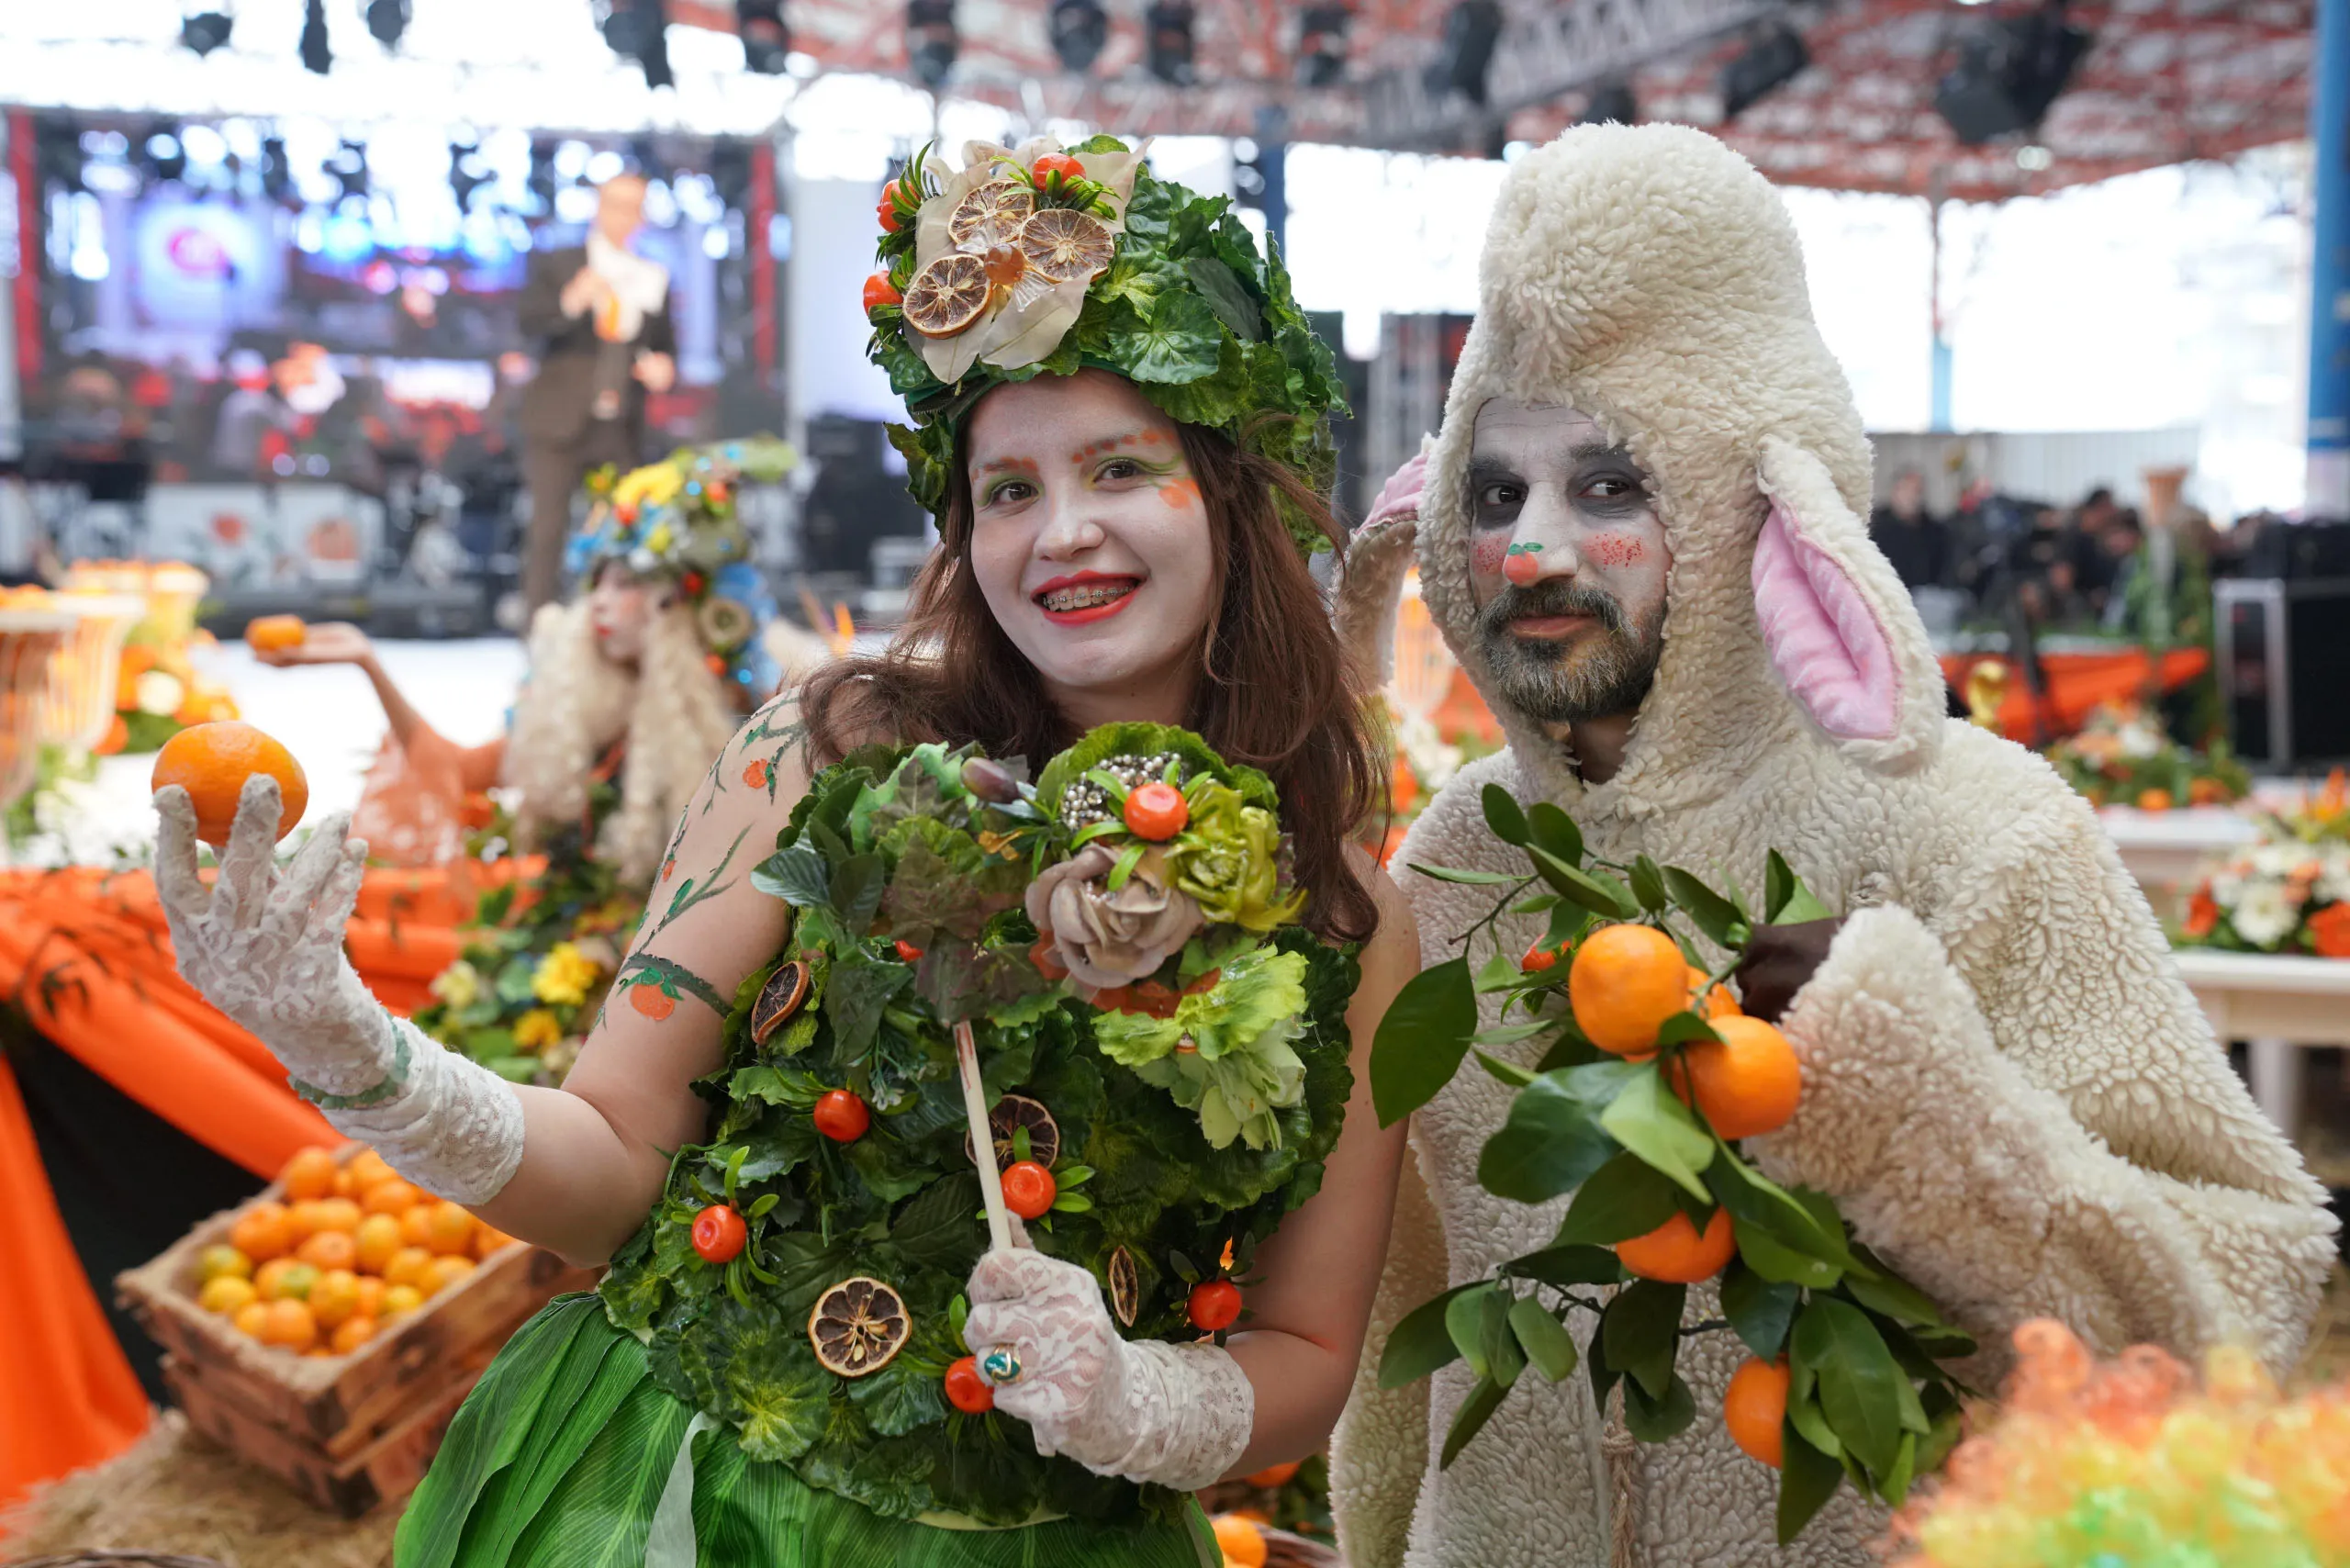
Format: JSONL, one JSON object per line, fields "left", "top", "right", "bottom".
{"left": 1474, "top": 577, "right": 1663, "bottom": 724}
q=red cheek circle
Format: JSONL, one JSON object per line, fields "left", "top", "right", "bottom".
{"left": 1503, "top": 551, "right": 1541, "bottom": 587}
{"left": 1583, "top": 533, "right": 1647, "bottom": 568}
{"left": 1470, "top": 532, "right": 1510, "bottom": 577}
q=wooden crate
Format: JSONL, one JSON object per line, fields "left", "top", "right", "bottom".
{"left": 117, "top": 1145, "right": 598, "bottom": 1511}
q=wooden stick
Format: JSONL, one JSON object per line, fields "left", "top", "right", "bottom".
{"left": 955, "top": 1020, "right": 1015, "bottom": 1252}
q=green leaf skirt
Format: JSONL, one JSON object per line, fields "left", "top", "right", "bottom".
{"left": 395, "top": 1295, "right": 1216, "bottom": 1568}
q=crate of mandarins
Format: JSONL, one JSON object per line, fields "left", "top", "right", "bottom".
{"left": 118, "top": 1139, "right": 597, "bottom": 1518}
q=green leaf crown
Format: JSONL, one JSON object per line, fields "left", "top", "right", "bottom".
{"left": 865, "top": 137, "right": 1348, "bottom": 556}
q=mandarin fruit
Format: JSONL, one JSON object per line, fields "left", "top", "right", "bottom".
{"left": 313, "top": 1197, "right": 363, "bottom": 1235}
{"left": 1616, "top": 1207, "right": 1737, "bottom": 1283}
{"left": 355, "top": 1214, "right": 403, "bottom": 1274}
{"left": 1684, "top": 965, "right": 1740, "bottom": 1022}
{"left": 352, "top": 1276, "right": 386, "bottom": 1320}
{"left": 151, "top": 721, "right": 308, "bottom": 846}
{"left": 346, "top": 1148, "right": 397, "bottom": 1193}
{"left": 297, "top": 1230, "right": 358, "bottom": 1272}
{"left": 1569, "top": 924, "right": 1689, "bottom": 1056}
{"left": 259, "top": 1298, "right": 318, "bottom": 1352}
{"left": 286, "top": 1200, "right": 334, "bottom": 1243}
{"left": 331, "top": 1167, "right": 358, "bottom": 1200}
{"left": 381, "top": 1283, "right": 425, "bottom": 1318}
{"left": 1668, "top": 1015, "right": 1801, "bottom": 1141}
{"left": 399, "top": 1206, "right": 437, "bottom": 1249}
{"left": 1211, "top": 1514, "right": 1269, "bottom": 1568}
{"left": 384, "top": 1247, "right": 435, "bottom": 1290}
{"left": 363, "top": 1178, "right": 423, "bottom": 1217}
{"left": 1725, "top": 1357, "right": 1790, "bottom": 1467}
{"left": 233, "top": 1302, "right": 270, "bottom": 1338}
{"left": 244, "top": 614, "right": 307, "bottom": 654}
{"left": 199, "top": 1275, "right": 258, "bottom": 1316}
{"left": 473, "top": 1223, "right": 519, "bottom": 1261}
{"left": 230, "top": 1202, "right": 295, "bottom": 1261}
{"left": 1244, "top": 1461, "right": 1302, "bottom": 1488}
{"left": 197, "top": 1244, "right": 252, "bottom": 1283}
{"left": 423, "top": 1255, "right": 477, "bottom": 1296}
{"left": 422, "top": 1201, "right": 477, "bottom": 1257}
{"left": 308, "top": 1269, "right": 363, "bottom": 1329}
{"left": 280, "top": 1146, "right": 339, "bottom": 1203}
{"left": 330, "top": 1315, "right": 378, "bottom": 1355}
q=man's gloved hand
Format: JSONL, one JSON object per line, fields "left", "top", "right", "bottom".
{"left": 1732, "top": 916, "right": 1846, "bottom": 1024}
{"left": 965, "top": 1247, "right": 1253, "bottom": 1493}
{"left": 1335, "top": 445, "right": 1432, "bottom": 690}
{"left": 155, "top": 775, "right": 397, "bottom": 1100}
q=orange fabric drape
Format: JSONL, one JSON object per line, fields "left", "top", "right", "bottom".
{"left": 1938, "top": 646, "right": 2210, "bottom": 742}
{"left": 0, "top": 857, "right": 533, "bottom": 1508}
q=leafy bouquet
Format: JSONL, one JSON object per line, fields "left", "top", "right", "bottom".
{"left": 2178, "top": 769, "right": 2350, "bottom": 957}
{"left": 598, "top": 723, "right": 1356, "bottom": 1526}
{"left": 2045, "top": 700, "right": 2248, "bottom": 812}
{"left": 1371, "top": 784, "right": 1974, "bottom": 1542}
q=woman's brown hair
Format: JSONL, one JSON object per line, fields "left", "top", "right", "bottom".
{"left": 800, "top": 403, "right": 1382, "bottom": 943}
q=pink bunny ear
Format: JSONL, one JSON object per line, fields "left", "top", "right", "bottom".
{"left": 1751, "top": 439, "right": 1943, "bottom": 768}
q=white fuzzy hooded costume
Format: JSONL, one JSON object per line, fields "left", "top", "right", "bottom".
{"left": 1327, "top": 124, "right": 2334, "bottom": 1568}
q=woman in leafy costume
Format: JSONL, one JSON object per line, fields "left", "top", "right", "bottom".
{"left": 151, "top": 138, "right": 1416, "bottom": 1568}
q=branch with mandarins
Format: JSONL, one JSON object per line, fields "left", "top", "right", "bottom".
{"left": 1369, "top": 782, "right": 1974, "bottom": 1543}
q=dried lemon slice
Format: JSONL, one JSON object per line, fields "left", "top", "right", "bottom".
{"left": 1019, "top": 207, "right": 1115, "bottom": 286}
{"left": 963, "top": 1094, "right": 1061, "bottom": 1171}
{"left": 902, "top": 253, "right": 993, "bottom": 338}
{"left": 748, "top": 959, "right": 811, "bottom": 1046}
{"left": 1107, "top": 1245, "right": 1141, "bottom": 1328}
{"left": 808, "top": 1276, "right": 911, "bottom": 1378}
{"left": 948, "top": 180, "right": 1036, "bottom": 248}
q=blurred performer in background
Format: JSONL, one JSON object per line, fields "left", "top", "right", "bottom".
{"left": 517, "top": 172, "right": 677, "bottom": 613}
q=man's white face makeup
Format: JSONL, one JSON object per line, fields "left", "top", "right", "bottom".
{"left": 1465, "top": 400, "right": 1671, "bottom": 725}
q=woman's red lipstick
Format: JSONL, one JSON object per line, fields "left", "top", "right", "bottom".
{"left": 1034, "top": 571, "right": 1141, "bottom": 626}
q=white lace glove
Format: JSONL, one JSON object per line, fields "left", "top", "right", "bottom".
{"left": 154, "top": 776, "right": 526, "bottom": 1205}
{"left": 1334, "top": 443, "right": 1428, "bottom": 690}
{"left": 965, "top": 1247, "right": 1253, "bottom": 1493}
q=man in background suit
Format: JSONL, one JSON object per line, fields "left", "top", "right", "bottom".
{"left": 516, "top": 173, "right": 677, "bottom": 611}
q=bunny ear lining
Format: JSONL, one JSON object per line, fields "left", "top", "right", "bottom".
{"left": 1751, "top": 478, "right": 1902, "bottom": 744}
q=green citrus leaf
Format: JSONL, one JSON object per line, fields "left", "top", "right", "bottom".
{"left": 1793, "top": 1297, "right": 1910, "bottom": 1478}
{"left": 1553, "top": 1150, "right": 1684, "bottom": 1248}
{"left": 1601, "top": 1279, "right": 1684, "bottom": 1399}
{"left": 1371, "top": 957, "right": 1477, "bottom": 1126}
{"left": 1528, "top": 847, "right": 1639, "bottom": 919}
{"left": 1776, "top": 1423, "right": 1845, "bottom": 1545}
{"left": 1596, "top": 1068, "right": 1716, "bottom": 1201}
{"left": 1478, "top": 1062, "right": 1641, "bottom": 1205}
{"left": 1408, "top": 862, "right": 1525, "bottom": 886}
{"left": 1662, "top": 867, "right": 1746, "bottom": 949}
{"left": 1525, "top": 801, "right": 1583, "bottom": 864}
{"left": 1622, "top": 1371, "right": 1697, "bottom": 1440}
{"left": 1629, "top": 855, "right": 1668, "bottom": 914}
{"left": 1504, "top": 1242, "right": 1626, "bottom": 1289}
{"left": 1720, "top": 1260, "right": 1801, "bottom": 1361}
{"left": 1509, "top": 1298, "right": 1581, "bottom": 1383}
{"left": 1481, "top": 783, "right": 1529, "bottom": 846}
{"left": 1446, "top": 1283, "right": 1506, "bottom": 1379}
{"left": 1379, "top": 1283, "right": 1479, "bottom": 1389}
{"left": 1439, "top": 1375, "right": 1508, "bottom": 1469}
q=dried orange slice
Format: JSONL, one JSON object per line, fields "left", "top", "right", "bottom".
{"left": 1020, "top": 207, "right": 1114, "bottom": 285}
{"left": 948, "top": 179, "right": 1035, "bottom": 248}
{"left": 749, "top": 960, "right": 811, "bottom": 1045}
{"left": 808, "top": 1276, "right": 911, "bottom": 1378}
{"left": 1107, "top": 1245, "right": 1140, "bottom": 1327}
{"left": 964, "top": 1094, "right": 1060, "bottom": 1171}
{"left": 903, "top": 253, "right": 993, "bottom": 338}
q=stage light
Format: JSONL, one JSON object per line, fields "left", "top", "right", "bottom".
{"left": 1296, "top": 3, "right": 1349, "bottom": 86}
{"left": 298, "top": 0, "right": 331, "bottom": 73}
{"left": 1145, "top": 1, "right": 1196, "bottom": 86}
{"left": 599, "top": 0, "right": 675, "bottom": 88}
{"left": 1933, "top": 2, "right": 2092, "bottom": 145}
{"left": 1581, "top": 80, "right": 1637, "bottom": 125}
{"left": 179, "top": 3, "right": 233, "bottom": 57}
{"left": 907, "top": 0, "right": 957, "bottom": 89}
{"left": 1048, "top": 0, "right": 1108, "bottom": 72}
{"left": 364, "top": 0, "right": 408, "bottom": 47}
{"left": 1426, "top": 0, "right": 1502, "bottom": 106}
{"left": 1718, "top": 22, "right": 1808, "bottom": 120}
{"left": 738, "top": 0, "right": 789, "bottom": 73}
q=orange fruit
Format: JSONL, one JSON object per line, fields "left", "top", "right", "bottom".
{"left": 255, "top": 1259, "right": 320, "bottom": 1302}
{"left": 1244, "top": 1461, "right": 1302, "bottom": 1488}
{"left": 1685, "top": 965, "right": 1739, "bottom": 1022}
{"left": 330, "top": 1315, "right": 378, "bottom": 1355}
{"left": 151, "top": 721, "right": 309, "bottom": 847}
{"left": 197, "top": 1244, "right": 253, "bottom": 1283}
{"left": 308, "top": 1269, "right": 363, "bottom": 1329}
{"left": 2136, "top": 787, "right": 2174, "bottom": 812}
{"left": 1616, "top": 1207, "right": 1737, "bottom": 1283}
{"left": 473, "top": 1223, "right": 519, "bottom": 1261}
{"left": 354, "top": 1214, "right": 403, "bottom": 1274}
{"left": 280, "top": 1146, "right": 340, "bottom": 1202}
{"left": 230, "top": 1202, "right": 295, "bottom": 1262}
{"left": 363, "top": 1178, "right": 423, "bottom": 1216}
{"left": 422, "top": 1201, "right": 477, "bottom": 1257}
{"left": 352, "top": 1276, "right": 386, "bottom": 1320}
{"left": 381, "top": 1283, "right": 425, "bottom": 1318}
{"left": 384, "top": 1247, "right": 436, "bottom": 1291}
{"left": 423, "top": 1255, "right": 477, "bottom": 1296}
{"left": 297, "top": 1229, "right": 358, "bottom": 1272}
{"left": 1668, "top": 1015, "right": 1801, "bottom": 1141}
{"left": 902, "top": 252, "right": 993, "bottom": 338}
{"left": 1725, "top": 1357, "right": 1790, "bottom": 1467}
{"left": 258, "top": 1298, "right": 318, "bottom": 1352}
{"left": 331, "top": 1167, "right": 358, "bottom": 1199}
{"left": 399, "top": 1206, "right": 437, "bottom": 1249}
{"left": 313, "top": 1197, "right": 363, "bottom": 1235}
{"left": 1569, "top": 924, "right": 1689, "bottom": 1057}
{"left": 286, "top": 1200, "right": 334, "bottom": 1242}
{"left": 1211, "top": 1513, "right": 1269, "bottom": 1568}
{"left": 346, "top": 1148, "right": 398, "bottom": 1193}
{"left": 233, "top": 1302, "right": 270, "bottom": 1338}
{"left": 198, "top": 1275, "right": 258, "bottom": 1316}
{"left": 1018, "top": 207, "right": 1114, "bottom": 284}
{"left": 244, "top": 614, "right": 308, "bottom": 654}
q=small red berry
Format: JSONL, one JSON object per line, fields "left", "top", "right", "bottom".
{"left": 863, "top": 270, "right": 902, "bottom": 312}
{"left": 813, "top": 1090, "right": 870, "bottom": 1143}
{"left": 1122, "top": 781, "right": 1189, "bottom": 841}
{"left": 1522, "top": 939, "right": 1560, "bottom": 972}
{"left": 1031, "top": 152, "right": 1083, "bottom": 184}
{"left": 1001, "top": 1159, "right": 1057, "bottom": 1221}
{"left": 691, "top": 1204, "right": 747, "bottom": 1264}
{"left": 893, "top": 938, "right": 924, "bottom": 963}
{"left": 945, "top": 1355, "right": 995, "bottom": 1413}
{"left": 877, "top": 185, "right": 903, "bottom": 232}
{"left": 1188, "top": 1278, "right": 1243, "bottom": 1331}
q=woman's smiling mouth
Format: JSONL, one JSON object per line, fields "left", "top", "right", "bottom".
{"left": 1035, "top": 574, "right": 1141, "bottom": 623}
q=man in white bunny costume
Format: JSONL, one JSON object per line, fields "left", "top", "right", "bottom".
{"left": 1327, "top": 123, "right": 2333, "bottom": 1568}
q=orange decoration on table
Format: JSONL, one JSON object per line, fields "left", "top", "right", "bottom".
{"left": 151, "top": 721, "right": 308, "bottom": 846}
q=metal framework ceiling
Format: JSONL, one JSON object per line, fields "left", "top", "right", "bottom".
{"left": 691, "top": 0, "right": 2312, "bottom": 201}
